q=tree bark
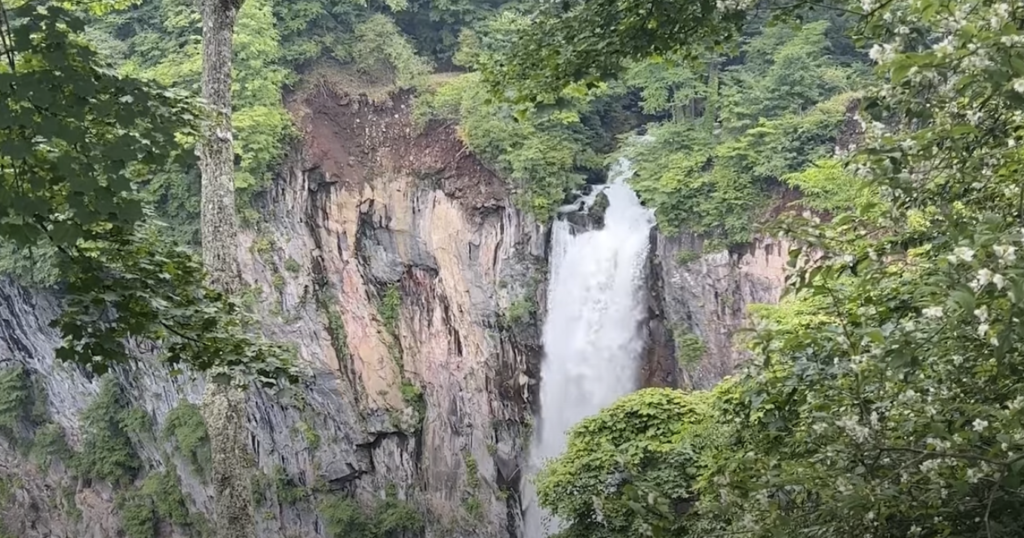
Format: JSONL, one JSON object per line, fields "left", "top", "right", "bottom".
{"left": 196, "top": 1, "right": 253, "bottom": 538}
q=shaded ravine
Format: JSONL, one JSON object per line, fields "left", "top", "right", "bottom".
{"left": 522, "top": 160, "right": 655, "bottom": 537}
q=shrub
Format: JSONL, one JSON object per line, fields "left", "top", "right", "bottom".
{"left": 163, "top": 401, "right": 211, "bottom": 479}
{"left": 672, "top": 328, "right": 706, "bottom": 368}
{"left": 536, "top": 388, "right": 723, "bottom": 538}
{"left": 73, "top": 378, "right": 141, "bottom": 486}
{"left": 0, "top": 366, "right": 31, "bottom": 442}
{"left": 320, "top": 494, "right": 424, "bottom": 538}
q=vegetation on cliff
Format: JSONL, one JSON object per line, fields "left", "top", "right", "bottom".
{"left": 517, "top": 0, "right": 1024, "bottom": 536}
{"left": 6, "top": 0, "right": 1024, "bottom": 536}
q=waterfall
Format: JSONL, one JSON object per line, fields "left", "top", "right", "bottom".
{"left": 522, "top": 159, "right": 655, "bottom": 537}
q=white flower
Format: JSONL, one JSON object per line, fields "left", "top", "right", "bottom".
{"left": 967, "top": 467, "right": 983, "bottom": 483}
{"left": 1013, "top": 79, "right": 1024, "bottom": 95}
{"left": 978, "top": 323, "right": 990, "bottom": 337}
{"left": 974, "top": 306, "right": 989, "bottom": 322}
{"left": 922, "top": 306, "right": 944, "bottom": 318}
{"left": 934, "top": 36, "right": 955, "bottom": 56}
{"left": 994, "top": 244, "right": 1017, "bottom": 265}
{"left": 1008, "top": 396, "right": 1024, "bottom": 412}
{"left": 972, "top": 268, "right": 994, "bottom": 290}
{"left": 1001, "top": 35, "right": 1024, "bottom": 47}
{"left": 994, "top": 273, "right": 1007, "bottom": 289}
{"left": 973, "top": 418, "right": 989, "bottom": 432}
{"left": 953, "top": 246, "right": 976, "bottom": 262}
{"left": 869, "top": 44, "right": 896, "bottom": 64}
{"left": 715, "top": 0, "right": 756, "bottom": 11}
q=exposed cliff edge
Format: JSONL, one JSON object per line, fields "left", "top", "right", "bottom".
{"left": 0, "top": 91, "right": 546, "bottom": 538}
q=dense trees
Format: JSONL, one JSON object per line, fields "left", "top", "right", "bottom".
{"left": 529, "top": 1, "right": 1024, "bottom": 537}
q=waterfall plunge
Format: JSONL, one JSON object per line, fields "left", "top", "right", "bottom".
{"left": 522, "top": 160, "right": 655, "bottom": 537}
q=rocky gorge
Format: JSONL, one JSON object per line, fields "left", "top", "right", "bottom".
{"left": 0, "top": 89, "right": 788, "bottom": 538}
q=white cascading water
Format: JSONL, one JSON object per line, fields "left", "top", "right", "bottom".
{"left": 521, "top": 159, "right": 655, "bottom": 537}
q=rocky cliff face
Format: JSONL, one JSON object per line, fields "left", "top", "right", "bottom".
{"left": 0, "top": 89, "right": 788, "bottom": 538}
{"left": 0, "top": 91, "right": 546, "bottom": 538}
{"left": 653, "top": 233, "right": 789, "bottom": 390}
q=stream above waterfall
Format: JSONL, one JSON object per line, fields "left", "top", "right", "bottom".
{"left": 522, "top": 160, "right": 655, "bottom": 537}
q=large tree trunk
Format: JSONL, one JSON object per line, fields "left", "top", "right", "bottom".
{"left": 196, "top": 1, "right": 253, "bottom": 538}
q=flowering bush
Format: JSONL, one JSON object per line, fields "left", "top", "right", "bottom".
{"left": 535, "top": 1, "right": 1024, "bottom": 536}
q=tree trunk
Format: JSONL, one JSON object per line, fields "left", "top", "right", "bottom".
{"left": 196, "top": 1, "right": 253, "bottom": 538}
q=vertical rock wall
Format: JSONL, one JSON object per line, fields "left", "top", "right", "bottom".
{"left": 0, "top": 91, "right": 546, "bottom": 538}
{"left": 654, "top": 233, "right": 789, "bottom": 389}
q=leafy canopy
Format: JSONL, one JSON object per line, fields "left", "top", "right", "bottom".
{"left": 0, "top": 0, "right": 297, "bottom": 386}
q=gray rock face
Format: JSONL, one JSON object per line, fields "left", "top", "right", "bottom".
{"left": 0, "top": 92, "right": 546, "bottom": 538}
{"left": 654, "top": 232, "right": 789, "bottom": 389}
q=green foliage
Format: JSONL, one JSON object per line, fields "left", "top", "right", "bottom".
{"left": 73, "top": 377, "right": 141, "bottom": 486}
{"left": 249, "top": 469, "right": 273, "bottom": 508}
{"left": 675, "top": 248, "right": 701, "bottom": 265}
{"left": 140, "top": 470, "right": 191, "bottom": 526}
{"left": 536, "top": 388, "right": 723, "bottom": 538}
{"left": 463, "top": 453, "right": 479, "bottom": 490}
{"left": 0, "top": 2, "right": 298, "bottom": 384}
{"left": 117, "top": 489, "right": 158, "bottom": 538}
{"left": 416, "top": 70, "right": 603, "bottom": 218}
{"left": 163, "top": 401, "right": 211, "bottom": 478}
{"left": 0, "top": 366, "right": 31, "bottom": 441}
{"left": 296, "top": 421, "right": 320, "bottom": 450}
{"left": 0, "top": 475, "right": 20, "bottom": 506}
{"left": 672, "top": 328, "right": 705, "bottom": 368}
{"left": 321, "top": 496, "right": 372, "bottom": 537}
{"left": 119, "top": 406, "right": 152, "bottom": 436}
{"left": 502, "top": 297, "right": 535, "bottom": 327}
{"left": 478, "top": 0, "right": 743, "bottom": 106}
{"left": 318, "top": 290, "right": 350, "bottom": 362}
{"left": 349, "top": 15, "right": 432, "bottom": 90}
{"left": 462, "top": 497, "right": 482, "bottom": 520}
{"left": 782, "top": 158, "right": 882, "bottom": 217}
{"left": 115, "top": 469, "right": 193, "bottom": 538}
{"left": 0, "top": 366, "right": 72, "bottom": 466}
{"left": 320, "top": 494, "right": 424, "bottom": 538}
{"left": 378, "top": 284, "right": 402, "bottom": 342}
{"left": 414, "top": 10, "right": 637, "bottom": 218}
{"left": 0, "top": 240, "right": 59, "bottom": 286}
{"left": 621, "top": 21, "right": 860, "bottom": 244}
{"left": 271, "top": 465, "right": 308, "bottom": 505}
{"left": 0, "top": 1, "right": 195, "bottom": 255}
{"left": 30, "top": 422, "right": 73, "bottom": 468}
{"left": 400, "top": 381, "right": 426, "bottom": 426}
{"left": 93, "top": 0, "right": 293, "bottom": 196}
{"left": 55, "top": 224, "right": 298, "bottom": 386}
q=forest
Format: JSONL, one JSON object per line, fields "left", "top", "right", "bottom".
{"left": 3, "top": 0, "right": 1024, "bottom": 537}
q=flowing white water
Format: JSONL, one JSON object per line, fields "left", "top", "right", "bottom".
{"left": 522, "top": 160, "right": 655, "bottom": 537}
